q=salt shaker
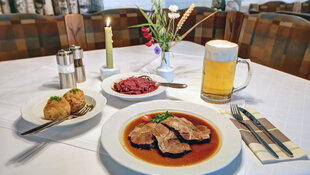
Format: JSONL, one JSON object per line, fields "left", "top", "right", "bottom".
{"left": 69, "top": 45, "right": 86, "bottom": 83}
{"left": 56, "top": 49, "right": 77, "bottom": 89}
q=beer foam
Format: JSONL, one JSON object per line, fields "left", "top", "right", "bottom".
{"left": 205, "top": 40, "right": 238, "bottom": 62}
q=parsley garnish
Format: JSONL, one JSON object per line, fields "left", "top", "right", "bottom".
{"left": 69, "top": 88, "right": 80, "bottom": 94}
{"left": 151, "top": 111, "right": 173, "bottom": 123}
{"left": 48, "top": 96, "right": 61, "bottom": 104}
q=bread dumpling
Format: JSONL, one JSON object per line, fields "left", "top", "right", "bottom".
{"left": 44, "top": 96, "right": 71, "bottom": 120}
{"left": 63, "top": 88, "right": 86, "bottom": 113}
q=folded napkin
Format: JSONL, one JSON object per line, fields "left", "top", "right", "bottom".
{"left": 219, "top": 108, "right": 307, "bottom": 164}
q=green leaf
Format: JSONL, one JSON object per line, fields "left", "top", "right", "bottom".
{"left": 136, "top": 6, "right": 159, "bottom": 38}
{"left": 128, "top": 23, "right": 151, "bottom": 28}
{"left": 159, "top": 27, "right": 166, "bottom": 37}
{"left": 151, "top": 111, "right": 173, "bottom": 123}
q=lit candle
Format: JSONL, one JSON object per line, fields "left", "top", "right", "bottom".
{"left": 105, "top": 17, "right": 114, "bottom": 69}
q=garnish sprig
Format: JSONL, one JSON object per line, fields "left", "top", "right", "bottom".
{"left": 69, "top": 88, "right": 80, "bottom": 94}
{"left": 151, "top": 111, "right": 173, "bottom": 123}
{"left": 48, "top": 96, "right": 61, "bottom": 104}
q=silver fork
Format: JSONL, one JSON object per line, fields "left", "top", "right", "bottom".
{"left": 21, "top": 104, "right": 94, "bottom": 136}
{"left": 230, "top": 104, "right": 279, "bottom": 159}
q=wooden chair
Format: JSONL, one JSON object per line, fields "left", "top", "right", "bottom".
{"left": 249, "top": 1, "right": 308, "bottom": 14}
{"left": 179, "top": 7, "right": 245, "bottom": 45}
{"left": 301, "top": 0, "right": 310, "bottom": 13}
{"left": 259, "top": 1, "right": 287, "bottom": 12}
{"left": 82, "top": 9, "right": 148, "bottom": 51}
{"left": 64, "top": 14, "right": 87, "bottom": 50}
{"left": 238, "top": 13, "right": 310, "bottom": 79}
{"left": 0, "top": 13, "right": 68, "bottom": 61}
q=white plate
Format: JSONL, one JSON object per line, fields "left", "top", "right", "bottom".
{"left": 101, "top": 72, "right": 167, "bottom": 101}
{"left": 100, "top": 100, "right": 241, "bottom": 175}
{"left": 21, "top": 89, "right": 107, "bottom": 126}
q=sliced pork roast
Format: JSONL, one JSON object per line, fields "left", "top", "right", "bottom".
{"left": 128, "top": 122, "right": 157, "bottom": 149}
{"left": 161, "top": 116, "right": 211, "bottom": 143}
{"left": 153, "top": 124, "right": 191, "bottom": 157}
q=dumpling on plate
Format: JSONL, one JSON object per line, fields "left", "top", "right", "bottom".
{"left": 44, "top": 96, "right": 71, "bottom": 120}
{"left": 63, "top": 88, "right": 86, "bottom": 113}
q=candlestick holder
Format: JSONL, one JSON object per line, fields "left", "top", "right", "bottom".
{"left": 100, "top": 66, "right": 120, "bottom": 80}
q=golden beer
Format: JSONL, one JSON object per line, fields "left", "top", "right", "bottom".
{"left": 201, "top": 40, "right": 239, "bottom": 103}
{"left": 201, "top": 59, "right": 237, "bottom": 102}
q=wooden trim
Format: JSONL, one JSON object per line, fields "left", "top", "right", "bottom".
{"left": 224, "top": 11, "right": 245, "bottom": 43}
{"left": 64, "top": 14, "right": 87, "bottom": 50}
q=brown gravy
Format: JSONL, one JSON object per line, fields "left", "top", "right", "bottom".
{"left": 122, "top": 112, "right": 221, "bottom": 167}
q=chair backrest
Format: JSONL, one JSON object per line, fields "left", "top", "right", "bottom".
{"left": 259, "top": 1, "right": 287, "bottom": 12}
{"left": 249, "top": 1, "right": 310, "bottom": 14}
{"left": 238, "top": 13, "right": 310, "bottom": 79}
{"left": 180, "top": 7, "right": 225, "bottom": 45}
{"left": 0, "top": 13, "right": 68, "bottom": 61}
{"left": 65, "top": 14, "right": 87, "bottom": 50}
{"left": 180, "top": 7, "right": 245, "bottom": 45}
{"left": 301, "top": 0, "right": 310, "bottom": 13}
{"left": 83, "top": 8, "right": 148, "bottom": 50}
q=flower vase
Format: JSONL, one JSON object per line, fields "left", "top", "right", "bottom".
{"left": 157, "top": 51, "right": 174, "bottom": 82}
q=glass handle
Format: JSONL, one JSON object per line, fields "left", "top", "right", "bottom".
{"left": 233, "top": 58, "right": 252, "bottom": 93}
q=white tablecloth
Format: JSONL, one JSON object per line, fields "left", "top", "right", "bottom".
{"left": 0, "top": 41, "right": 309, "bottom": 175}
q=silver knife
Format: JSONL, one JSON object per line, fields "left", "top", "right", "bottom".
{"left": 239, "top": 107, "right": 293, "bottom": 157}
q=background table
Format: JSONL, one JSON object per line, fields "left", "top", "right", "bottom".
{"left": 0, "top": 41, "right": 309, "bottom": 175}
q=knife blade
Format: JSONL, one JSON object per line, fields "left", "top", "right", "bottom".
{"left": 239, "top": 107, "right": 293, "bottom": 157}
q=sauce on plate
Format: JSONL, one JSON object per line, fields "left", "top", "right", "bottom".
{"left": 122, "top": 112, "right": 221, "bottom": 167}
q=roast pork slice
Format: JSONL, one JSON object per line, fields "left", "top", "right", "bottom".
{"left": 161, "top": 116, "right": 211, "bottom": 143}
{"left": 128, "top": 122, "right": 157, "bottom": 149}
{"left": 153, "top": 123, "right": 191, "bottom": 157}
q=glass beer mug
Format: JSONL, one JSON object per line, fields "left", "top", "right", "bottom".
{"left": 201, "top": 40, "right": 252, "bottom": 103}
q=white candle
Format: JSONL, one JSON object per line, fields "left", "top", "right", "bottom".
{"left": 105, "top": 17, "right": 114, "bottom": 69}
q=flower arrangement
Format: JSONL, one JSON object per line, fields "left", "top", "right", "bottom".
{"left": 130, "top": 0, "right": 217, "bottom": 62}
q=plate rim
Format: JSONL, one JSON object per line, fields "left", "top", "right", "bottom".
{"left": 21, "top": 89, "right": 107, "bottom": 126}
{"left": 101, "top": 72, "right": 167, "bottom": 101}
{"left": 100, "top": 100, "right": 241, "bottom": 175}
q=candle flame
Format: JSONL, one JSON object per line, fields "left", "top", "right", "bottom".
{"left": 106, "top": 17, "right": 110, "bottom": 27}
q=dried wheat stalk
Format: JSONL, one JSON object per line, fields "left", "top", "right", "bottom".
{"left": 169, "top": 11, "right": 218, "bottom": 49}
{"left": 175, "top": 4, "right": 196, "bottom": 34}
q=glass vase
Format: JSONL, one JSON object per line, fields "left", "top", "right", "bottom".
{"left": 156, "top": 51, "right": 174, "bottom": 83}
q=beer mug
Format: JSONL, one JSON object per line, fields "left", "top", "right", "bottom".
{"left": 201, "top": 40, "right": 252, "bottom": 103}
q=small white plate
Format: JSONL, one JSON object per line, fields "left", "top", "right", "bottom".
{"left": 101, "top": 72, "right": 167, "bottom": 101}
{"left": 100, "top": 100, "right": 241, "bottom": 175}
{"left": 21, "top": 89, "right": 107, "bottom": 126}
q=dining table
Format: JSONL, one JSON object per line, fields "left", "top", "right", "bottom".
{"left": 0, "top": 41, "right": 309, "bottom": 175}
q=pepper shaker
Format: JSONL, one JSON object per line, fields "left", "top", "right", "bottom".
{"left": 56, "top": 49, "right": 77, "bottom": 89}
{"left": 69, "top": 45, "right": 86, "bottom": 83}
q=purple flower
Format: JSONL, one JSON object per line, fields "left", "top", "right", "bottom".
{"left": 154, "top": 46, "right": 161, "bottom": 55}
{"left": 146, "top": 12, "right": 152, "bottom": 16}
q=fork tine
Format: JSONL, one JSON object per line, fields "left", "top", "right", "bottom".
{"left": 230, "top": 104, "right": 234, "bottom": 114}
{"left": 77, "top": 105, "right": 94, "bottom": 116}
{"left": 77, "top": 105, "right": 90, "bottom": 116}
{"left": 232, "top": 104, "right": 238, "bottom": 116}
{"left": 235, "top": 104, "right": 243, "bottom": 117}
{"left": 79, "top": 106, "right": 91, "bottom": 116}
{"left": 231, "top": 104, "right": 235, "bottom": 115}
{"left": 73, "top": 105, "right": 88, "bottom": 116}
